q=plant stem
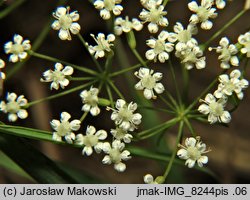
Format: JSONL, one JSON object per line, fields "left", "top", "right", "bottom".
{"left": 184, "top": 118, "right": 196, "bottom": 137}
{"left": 159, "top": 92, "right": 177, "bottom": 111}
{"left": 202, "top": 10, "right": 247, "bottom": 49}
{"left": 168, "top": 59, "right": 182, "bottom": 105}
{"left": 110, "top": 62, "right": 146, "bottom": 77}
{"left": 163, "top": 121, "right": 184, "bottom": 180}
{"left": 0, "top": 0, "right": 26, "bottom": 19}
{"left": 108, "top": 80, "right": 125, "bottom": 99}
{"left": 186, "top": 70, "right": 227, "bottom": 111}
{"left": 163, "top": 0, "right": 169, "bottom": 7}
{"left": 77, "top": 34, "right": 102, "bottom": 72}
{"left": 80, "top": 112, "right": 88, "bottom": 122}
{"left": 137, "top": 117, "right": 180, "bottom": 139}
{"left": 131, "top": 48, "right": 148, "bottom": 68}
{"left": 26, "top": 81, "right": 96, "bottom": 107}
{"left": 181, "top": 64, "right": 189, "bottom": 104}
{"left": 105, "top": 84, "right": 114, "bottom": 108}
{"left": 69, "top": 77, "right": 94, "bottom": 81}
{"left": 138, "top": 105, "right": 175, "bottom": 114}
{"left": 29, "top": 50, "right": 97, "bottom": 76}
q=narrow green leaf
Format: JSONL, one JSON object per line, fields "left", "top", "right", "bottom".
{"left": 0, "top": 151, "right": 34, "bottom": 182}
{"left": 0, "top": 134, "right": 78, "bottom": 183}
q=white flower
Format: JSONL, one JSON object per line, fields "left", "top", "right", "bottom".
{"left": 134, "top": 67, "right": 165, "bottom": 99}
{"left": 214, "top": 69, "right": 249, "bottom": 100}
{"left": 51, "top": 6, "right": 81, "bottom": 41}
{"left": 188, "top": 0, "right": 217, "bottom": 30}
{"left": 50, "top": 112, "right": 81, "bottom": 143}
{"left": 108, "top": 99, "right": 142, "bottom": 131}
{"left": 238, "top": 31, "right": 250, "bottom": 57}
{"left": 94, "top": 0, "right": 123, "bottom": 20}
{"left": 168, "top": 22, "right": 198, "bottom": 50}
{"left": 0, "top": 92, "right": 28, "bottom": 122}
{"left": 177, "top": 136, "right": 210, "bottom": 168}
{"left": 80, "top": 87, "right": 100, "bottom": 116}
{"left": 114, "top": 16, "right": 143, "bottom": 35}
{"left": 111, "top": 127, "right": 133, "bottom": 143}
{"left": 102, "top": 140, "right": 131, "bottom": 172}
{"left": 40, "top": 63, "right": 73, "bottom": 90}
{"left": 88, "top": 33, "right": 115, "bottom": 59}
{"left": 143, "top": 174, "right": 164, "bottom": 184}
{"left": 0, "top": 59, "right": 6, "bottom": 80}
{"left": 215, "top": 0, "right": 226, "bottom": 9}
{"left": 198, "top": 93, "right": 231, "bottom": 124}
{"left": 139, "top": 0, "right": 168, "bottom": 33}
{"left": 143, "top": 174, "right": 158, "bottom": 184}
{"left": 209, "top": 37, "right": 239, "bottom": 69}
{"left": 145, "top": 31, "right": 174, "bottom": 63}
{"left": 75, "top": 125, "right": 107, "bottom": 156}
{"left": 175, "top": 41, "right": 206, "bottom": 70}
{"left": 4, "top": 34, "right": 31, "bottom": 63}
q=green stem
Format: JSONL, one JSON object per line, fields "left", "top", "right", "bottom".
{"left": 69, "top": 77, "right": 94, "bottom": 81}
{"left": 137, "top": 117, "right": 180, "bottom": 139}
{"left": 131, "top": 48, "right": 148, "bottom": 68}
{"left": 0, "top": 0, "right": 26, "bottom": 19}
{"left": 104, "top": 51, "right": 114, "bottom": 73}
{"left": 138, "top": 105, "right": 175, "bottom": 114}
{"left": 77, "top": 34, "right": 102, "bottom": 72}
{"left": 108, "top": 80, "right": 125, "bottom": 99}
{"left": 26, "top": 81, "right": 96, "bottom": 107}
{"left": 29, "top": 51, "right": 97, "bottom": 76}
{"left": 163, "top": 0, "right": 169, "bottom": 7}
{"left": 163, "top": 121, "right": 184, "bottom": 180}
{"left": 184, "top": 118, "right": 196, "bottom": 137}
{"left": 105, "top": 84, "right": 114, "bottom": 108}
{"left": 187, "top": 70, "right": 227, "bottom": 111}
{"left": 159, "top": 92, "right": 177, "bottom": 111}
{"left": 202, "top": 10, "right": 246, "bottom": 49}
{"left": 169, "top": 59, "right": 182, "bottom": 105}
{"left": 110, "top": 62, "right": 146, "bottom": 77}
{"left": 182, "top": 65, "right": 189, "bottom": 104}
{"left": 80, "top": 112, "right": 88, "bottom": 122}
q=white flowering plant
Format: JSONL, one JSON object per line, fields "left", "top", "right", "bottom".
{"left": 0, "top": 0, "right": 249, "bottom": 184}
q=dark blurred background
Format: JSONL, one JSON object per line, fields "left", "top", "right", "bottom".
{"left": 0, "top": 0, "right": 250, "bottom": 183}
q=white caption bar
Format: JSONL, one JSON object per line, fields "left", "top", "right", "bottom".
{"left": 0, "top": 184, "right": 249, "bottom": 200}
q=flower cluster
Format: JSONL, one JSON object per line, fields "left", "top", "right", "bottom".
{"left": 4, "top": 34, "right": 31, "bottom": 63}
{"left": 145, "top": 30, "right": 174, "bottom": 63}
{"left": 51, "top": 6, "right": 81, "bottom": 40}
{"left": 40, "top": 63, "right": 74, "bottom": 90}
{"left": 198, "top": 93, "right": 231, "bottom": 124}
{"left": 134, "top": 67, "right": 165, "bottom": 99}
{"left": 94, "top": 0, "right": 123, "bottom": 20}
{"left": 209, "top": 37, "right": 239, "bottom": 69}
{"left": 177, "top": 136, "right": 210, "bottom": 168}
{"left": 75, "top": 125, "right": 107, "bottom": 156}
{"left": 139, "top": 0, "right": 168, "bottom": 33}
{"left": 51, "top": 112, "right": 81, "bottom": 143}
{"left": 88, "top": 33, "right": 115, "bottom": 59}
{"left": 188, "top": 0, "right": 217, "bottom": 30}
{"left": 166, "top": 22, "right": 205, "bottom": 70}
{"left": 80, "top": 87, "right": 100, "bottom": 116}
{"left": 0, "top": 92, "right": 28, "bottom": 122}
{"left": 114, "top": 16, "right": 143, "bottom": 35}
{"left": 109, "top": 99, "right": 142, "bottom": 132}
{"left": 214, "top": 70, "right": 249, "bottom": 100}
